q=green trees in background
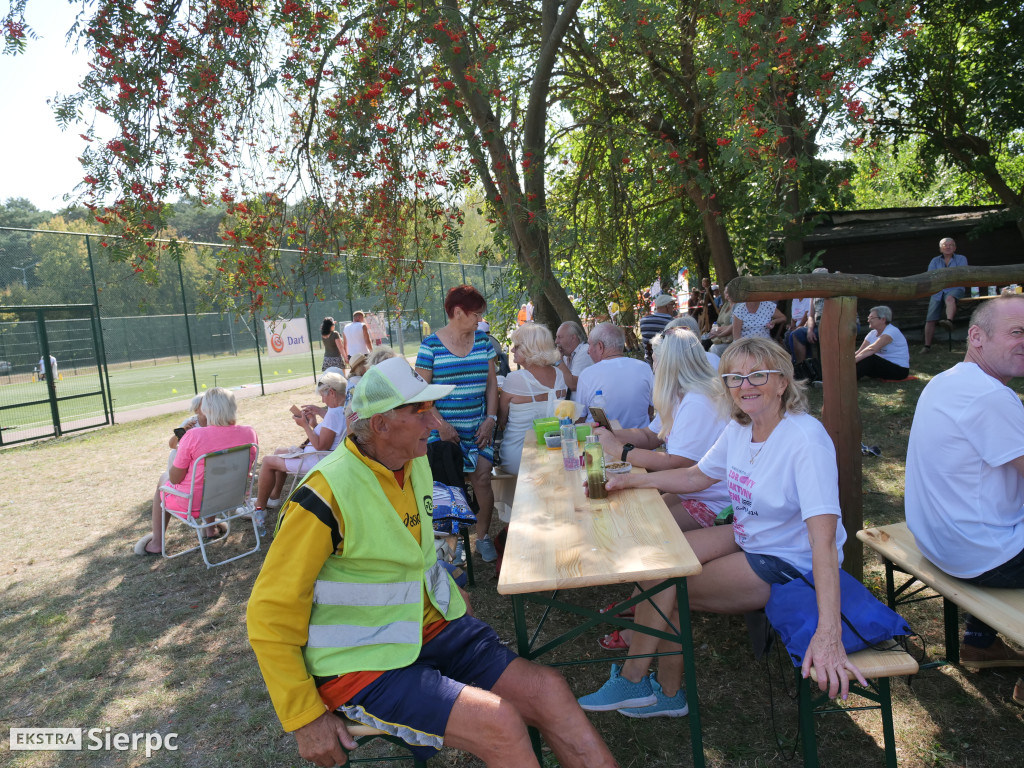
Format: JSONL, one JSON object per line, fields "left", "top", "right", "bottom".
{"left": 863, "top": 0, "right": 1024, "bottom": 234}
{"left": 2, "top": 0, "right": 1021, "bottom": 325}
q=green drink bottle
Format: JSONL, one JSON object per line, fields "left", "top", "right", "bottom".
{"left": 584, "top": 435, "right": 607, "bottom": 500}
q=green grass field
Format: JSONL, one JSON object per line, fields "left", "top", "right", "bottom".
{"left": 0, "top": 351, "right": 316, "bottom": 443}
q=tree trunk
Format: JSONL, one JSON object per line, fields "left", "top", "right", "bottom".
{"left": 684, "top": 173, "right": 738, "bottom": 285}
{"left": 433, "top": 0, "right": 583, "bottom": 332}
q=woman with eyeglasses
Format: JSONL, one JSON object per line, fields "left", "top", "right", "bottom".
{"left": 855, "top": 306, "right": 910, "bottom": 380}
{"left": 416, "top": 285, "right": 500, "bottom": 562}
{"left": 578, "top": 337, "right": 864, "bottom": 718}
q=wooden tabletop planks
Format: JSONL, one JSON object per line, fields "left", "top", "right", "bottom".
{"left": 497, "top": 440, "right": 702, "bottom": 594}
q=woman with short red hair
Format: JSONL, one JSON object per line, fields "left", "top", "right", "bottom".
{"left": 416, "top": 285, "right": 499, "bottom": 562}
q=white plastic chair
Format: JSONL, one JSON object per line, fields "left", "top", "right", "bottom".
{"left": 159, "top": 443, "right": 261, "bottom": 568}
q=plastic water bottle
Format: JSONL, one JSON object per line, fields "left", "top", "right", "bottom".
{"left": 592, "top": 390, "right": 607, "bottom": 412}
{"left": 559, "top": 418, "right": 579, "bottom": 470}
{"left": 584, "top": 435, "right": 608, "bottom": 499}
{"left": 254, "top": 507, "right": 267, "bottom": 537}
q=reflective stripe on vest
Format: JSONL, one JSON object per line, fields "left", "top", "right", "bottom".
{"left": 424, "top": 561, "right": 453, "bottom": 614}
{"left": 312, "top": 579, "right": 419, "bottom": 607}
{"left": 307, "top": 620, "right": 422, "bottom": 649}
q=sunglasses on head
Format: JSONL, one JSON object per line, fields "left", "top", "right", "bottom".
{"left": 398, "top": 400, "right": 435, "bottom": 414}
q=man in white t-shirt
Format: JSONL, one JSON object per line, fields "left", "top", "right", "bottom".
{"left": 574, "top": 323, "right": 653, "bottom": 429}
{"left": 343, "top": 311, "right": 373, "bottom": 359}
{"left": 905, "top": 295, "right": 1024, "bottom": 686}
{"left": 37, "top": 354, "right": 57, "bottom": 380}
{"left": 555, "top": 321, "right": 594, "bottom": 400}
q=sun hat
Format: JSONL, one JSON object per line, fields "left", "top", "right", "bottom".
{"left": 350, "top": 357, "right": 455, "bottom": 419}
{"left": 477, "top": 320, "right": 490, "bottom": 333}
{"left": 655, "top": 293, "right": 676, "bottom": 308}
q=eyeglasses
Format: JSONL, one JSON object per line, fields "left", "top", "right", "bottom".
{"left": 397, "top": 400, "right": 435, "bottom": 414}
{"left": 721, "top": 370, "right": 781, "bottom": 388}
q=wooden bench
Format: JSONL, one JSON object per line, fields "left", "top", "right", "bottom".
{"left": 799, "top": 643, "right": 918, "bottom": 768}
{"left": 857, "top": 522, "right": 1024, "bottom": 664}
{"left": 491, "top": 465, "right": 516, "bottom": 523}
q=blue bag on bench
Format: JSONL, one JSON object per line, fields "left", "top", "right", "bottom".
{"left": 765, "top": 568, "right": 912, "bottom": 666}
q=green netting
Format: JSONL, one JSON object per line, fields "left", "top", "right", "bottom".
{"left": 0, "top": 226, "right": 508, "bottom": 424}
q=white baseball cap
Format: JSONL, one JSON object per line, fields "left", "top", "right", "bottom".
{"left": 350, "top": 358, "right": 454, "bottom": 418}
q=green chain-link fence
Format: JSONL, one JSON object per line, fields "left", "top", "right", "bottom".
{"left": 0, "top": 226, "right": 509, "bottom": 435}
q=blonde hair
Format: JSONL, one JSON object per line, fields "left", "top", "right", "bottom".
{"left": 511, "top": 323, "right": 561, "bottom": 367}
{"left": 718, "top": 337, "right": 808, "bottom": 425}
{"left": 201, "top": 387, "right": 238, "bottom": 426}
{"left": 316, "top": 371, "right": 347, "bottom": 400}
{"left": 367, "top": 345, "right": 398, "bottom": 367}
{"left": 650, "top": 329, "right": 721, "bottom": 440}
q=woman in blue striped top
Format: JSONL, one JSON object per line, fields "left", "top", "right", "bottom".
{"left": 416, "top": 285, "right": 499, "bottom": 562}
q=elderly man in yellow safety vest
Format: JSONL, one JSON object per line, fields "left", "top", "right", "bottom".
{"left": 247, "top": 357, "right": 618, "bottom": 768}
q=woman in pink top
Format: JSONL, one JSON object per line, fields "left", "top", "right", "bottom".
{"left": 135, "top": 388, "right": 258, "bottom": 556}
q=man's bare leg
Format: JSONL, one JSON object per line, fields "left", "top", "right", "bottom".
{"left": 442, "top": 682, "right": 540, "bottom": 767}
{"left": 489, "top": 658, "right": 618, "bottom": 768}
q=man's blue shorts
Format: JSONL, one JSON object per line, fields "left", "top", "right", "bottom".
{"left": 338, "top": 615, "right": 518, "bottom": 760}
{"left": 927, "top": 288, "right": 965, "bottom": 321}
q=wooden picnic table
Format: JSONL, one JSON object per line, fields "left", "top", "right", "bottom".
{"left": 497, "top": 435, "right": 706, "bottom": 766}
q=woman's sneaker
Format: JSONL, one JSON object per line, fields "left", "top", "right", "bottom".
{"left": 476, "top": 534, "right": 497, "bottom": 563}
{"left": 578, "top": 664, "right": 656, "bottom": 712}
{"left": 617, "top": 674, "right": 689, "bottom": 718}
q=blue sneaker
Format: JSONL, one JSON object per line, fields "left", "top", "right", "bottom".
{"left": 617, "top": 674, "right": 689, "bottom": 718}
{"left": 476, "top": 534, "right": 497, "bottom": 563}
{"left": 578, "top": 664, "right": 656, "bottom": 712}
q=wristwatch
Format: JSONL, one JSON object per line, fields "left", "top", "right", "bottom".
{"left": 486, "top": 414, "right": 497, "bottom": 422}
{"left": 621, "top": 444, "right": 635, "bottom": 462}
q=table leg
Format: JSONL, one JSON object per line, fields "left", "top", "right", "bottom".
{"left": 512, "top": 594, "right": 530, "bottom": 658}
{"left": 675, "top": 577, "right": 705, "bottom": 768}
{"left": 512, "top": 595, "right": 545, "bottom": 762}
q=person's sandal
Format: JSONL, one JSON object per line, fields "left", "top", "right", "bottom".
{"left": 598, "top": 630, "right": 630, "bottom": 651}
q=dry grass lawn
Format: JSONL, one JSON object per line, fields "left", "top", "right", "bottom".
{"left": 2, "top": 345, "right": 1023, "bottom": 767}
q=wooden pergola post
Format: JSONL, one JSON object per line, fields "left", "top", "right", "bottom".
{"left": 819, "top": 296, "right": 863, "bottom": 578}
{"left": 727, "top": 264, "right": 1024, "bottom": 581}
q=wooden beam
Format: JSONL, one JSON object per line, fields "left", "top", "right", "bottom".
{"left": 726, "top": 264, "right": 1024, "bottom": 302}
{"left": 818, "top": 296, "right": 863, "bottom": 580}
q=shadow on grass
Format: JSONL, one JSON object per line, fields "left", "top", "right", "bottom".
{"left": 1, "top": 504, "right": 297, "bottom": 767}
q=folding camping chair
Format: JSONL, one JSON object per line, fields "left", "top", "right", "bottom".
{"left": 159, "top": 443, "right": 262, "bottom": 568}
